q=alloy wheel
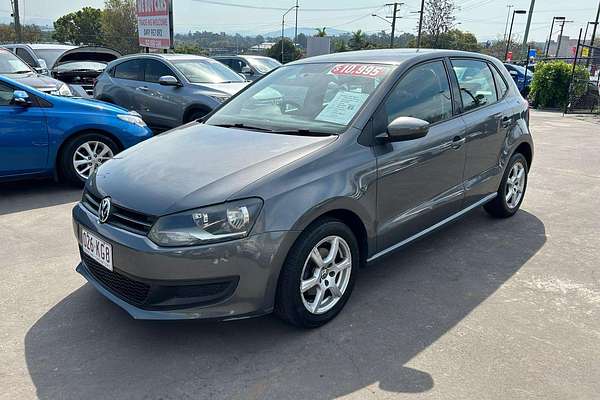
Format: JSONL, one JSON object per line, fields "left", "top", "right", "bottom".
{"left": 300, "top": 235, "right": 352, "bottom": 315}
{"left": 72, "top": 141, "right": 114, "bottom": 180}
{"left": 505, "top": 161, "right": 526, "bottom": 209}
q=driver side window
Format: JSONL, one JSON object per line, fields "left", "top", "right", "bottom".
{"left": 0, "top": 83, "right": 14, "bottom": 106}
{"left": 451, "top": 59, "right": 497, "bottom": 112}
{"left": 383, "top": 60, "right": 453, "bottom": 125}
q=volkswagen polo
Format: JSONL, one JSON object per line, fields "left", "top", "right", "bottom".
{"left": 73, "top": 49, "right": 533, "bottom": 328}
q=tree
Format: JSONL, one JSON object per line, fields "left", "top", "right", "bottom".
{"left": 53, "top": 7, "right": 103, "bottom": 45}
{"left": 296, "top": 33, "right": 307, "bottom": 49}
{"left": 529, "top": 61, "right": 589, "bottom": 108}
{"left": 0, "top": 23, "right": 42, "bottom": 43}
{"left": 348, "top": 30, "right": 368, "bottom": 50}
{"left": 421, "top": 0, "right": 456, "bottom": 47}
{"left": 266, "top": 39, "right": 301, "bottom": 63}
{"left": 315, "top": 27, "right": 327, "bottom": 37}
{"left": 415, "top": 29, "right": 480, "bottom": 52}
{"left": 174, "top": 42, "right": 207, "bottom": 56}
{"left": 102, "top": 0, "right": 138, "bottom": 54}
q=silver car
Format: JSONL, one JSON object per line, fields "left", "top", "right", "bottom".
{"left": 94, "top": 54, "right": 249, "bottom": 131}
{"left": 214, "top": 55, "right": 281, "bottom": 81}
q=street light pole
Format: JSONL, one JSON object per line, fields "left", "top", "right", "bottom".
{"left": 505, "top": 9, "right": 527, "bottom": 61}
{"left": 416, "top": 0, "right": 425, "bottom": 49}
{"left": 521, "top": 0, "right": 536, "bottom": 56}
{"left": 556, "top": 19, "right": 569, "bottom": 57}
{"left": 503, "top": 4, "right": 513, "bottom": 42}
{"left": 544, "top": 16, "right": 565, "bottom": 58}
{"left": 281, "top": 5, "right": 298, "bottom": 64}
{"left": 294, "top": 0, "right": 299, "bottom": 47}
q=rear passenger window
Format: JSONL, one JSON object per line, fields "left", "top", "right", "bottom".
{"left": 0, "top": 82, "right": 13, "bottom": 106}
{"left": 451, "top": 59, "right": 497, "bottom": 111}
{"left": 114, "top": 60, "right": 143, "bottom": 81}
{"left": 383, "top": 60, "right": 453, "bottom": 124}
{"left": 491, "top": 65, "right": 509, "bottom": 99}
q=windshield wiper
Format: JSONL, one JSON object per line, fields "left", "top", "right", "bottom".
{"left": 270, "top": 129, "right": 335, "bottom": 137}
{"left": 13, "top": 70, "right": 32, "bottom": 74}
{"left": 212, "top": 123, "right": 274, "bottom": 132}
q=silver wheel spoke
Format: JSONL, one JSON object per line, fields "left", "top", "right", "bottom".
{"left": 331, "top": 258, "right": 351, "bottom": 274}
{"left": 329, "top": 284, "right": 342, "bottom": 298}
{"left": 311, "top": 287, "right": 325, "bottom": 313}
{"left": 310, "top": 248, "right": 325, "bottom": 268}
{"left": 506, "top": 190, "right": 513, "bottom": 202}
{"left": 74, "top": 159, "right": 89, "bottom": 166}
{"left": 301, "top": 275, "right": 319, "bottom": 293}
{"left": 323, "top": 237, "right": 339, "bottom": 265}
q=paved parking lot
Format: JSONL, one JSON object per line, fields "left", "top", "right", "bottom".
{"left": 1, "top": 110, "right": 599, "bottom": 400}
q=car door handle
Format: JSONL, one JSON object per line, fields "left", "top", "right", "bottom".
{"left": 502, "top": 116, "right": 511, "bottom": 128}
{"left": 136, "top": 86, "right": 150, "bottom": 91}
{"left": 452, "top": 136, "right": 465, "bottom": 149}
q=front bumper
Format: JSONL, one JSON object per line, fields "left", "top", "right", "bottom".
{"left": 73, "top": 202, "right": 299, "bottom": 320}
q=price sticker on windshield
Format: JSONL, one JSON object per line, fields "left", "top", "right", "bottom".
{"left": 330, "top": 64, "right": 389, "bottom": 78}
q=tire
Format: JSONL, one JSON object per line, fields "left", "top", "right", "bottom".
{"left": 185, "top": 109, "right": 210, "bottom": 123}
{"left": 59, "top": 133, "right": 119, "bottom": 186}
{"left": 484, "top": 153, "right": 528, "bottom": 218}
{"left": 275, "top": 218, "right": 359, "bottom": 328}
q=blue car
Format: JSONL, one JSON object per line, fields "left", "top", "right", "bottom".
{"left": 0, "top": 75, "right": 152, "bottom": 185}
{"left": 504, "top": 63, "right": 532, "bottom": 96}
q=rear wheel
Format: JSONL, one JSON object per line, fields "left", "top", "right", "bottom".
{"left": 275, "top": 218, "right": 358, "bottom": 328}
{"left": 59, "top": 133, "right": 119, "bottom": 186}
{"left": 484, "top": 153, "right": 528, "bottom": 218}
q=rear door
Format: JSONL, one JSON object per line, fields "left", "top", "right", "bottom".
{"left": 450, "top": 58, "right": 512, "bottom": 206}
{"left": 0, "top": 82, "right": 48, "bottom": 177}
{"left": 109, "top": 59, "right": 145, "bottom": 112}
{"left": 375, "top": 59, "right": 467, "bottom": 251}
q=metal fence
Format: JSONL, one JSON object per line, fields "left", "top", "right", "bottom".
{"left": 566, "top": 42, "right": 600, "bottom": 115}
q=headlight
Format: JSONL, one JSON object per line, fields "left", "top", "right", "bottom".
{"left": 148, "top": 198, "right": 263, "bottom": 247}
{"left": 117, "top": 112, "right": 147, "bottom": 128}
{"left": 209, "top": 94, "right": 229, "bottom": 103}
{"left": 51, "top": 83, "right": 73, "bottom": 97}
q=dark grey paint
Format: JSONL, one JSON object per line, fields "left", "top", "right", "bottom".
{"left": 74, "top": 49, "right": 533, "bottom": 320}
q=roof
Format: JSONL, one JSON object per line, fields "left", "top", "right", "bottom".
{"left": 290, "top": 48, "right": 493, "bottom": 66}
{"left": 6, "top": 43, "right": 76, "bottom": 50}
{"left": 116, "top": 53, "right": 211, "bottom": 62}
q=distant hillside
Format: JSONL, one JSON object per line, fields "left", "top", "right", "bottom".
{"left": 261, "top": 27, "right": 350, "bottom": 39}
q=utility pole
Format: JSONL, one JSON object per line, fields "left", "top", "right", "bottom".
{"left": 416, "top": 0, "right": 425, "bottom": 49}
{"left": 386, "top": 2, "right": 403, "bottom": 48}
{"left": 11, "top": 0, "right": 22, "bottom": 42}
{"left": 294, "top": 0, "right": 299, "bottom": 47}
{"left": 586, "top": 0, "right": 600, "bottom": 67}
{"left": 521, "top": 0, "right": 536, "bottom": 57}
{"left": 503, "top": 4, "right": 513, "bottom": 42}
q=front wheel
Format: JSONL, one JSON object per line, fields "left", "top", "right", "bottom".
{"left": 60, "top": 133, "right": 119, "bottom": 186}
{"left": 484, "top": 153, "right": 528, "bottom": 218}
{"left": 275, "top": 219, "right": 359, "bottom": 328}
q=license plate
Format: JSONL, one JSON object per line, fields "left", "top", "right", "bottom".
{"left": 81, "top": 228, "right": 113, "bottom": 271}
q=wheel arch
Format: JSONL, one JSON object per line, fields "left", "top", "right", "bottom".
{"left": 182, "top": 104, "right": 213, "bottom": 123}
{"left": 54, "top": 129, "right": 125, "bottom": 172}
{"left": 514, "top": 141, "right": 533, "bottom": 169}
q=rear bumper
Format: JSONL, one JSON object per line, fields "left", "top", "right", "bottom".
{"left": 73, "top": 202, "right": 299, "bottom": 320}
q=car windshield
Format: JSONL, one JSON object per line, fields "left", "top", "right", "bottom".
{"left": 0, "top": 51, "right": 33, "bottom": 73}
{"left": 34, "top": 49, "right": 69, "bottom": 67}
{"left": 206, "top": 62, "right": 393, "bottom": 135}
{"left": 246, "top": 57, "right": 281, "bottom": 74}
{"left": 171, "top": 59, "right": 244, "bottom": 83}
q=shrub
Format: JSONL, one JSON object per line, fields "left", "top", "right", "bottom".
{"left": 530, "top": 61, "right": 590, "bottom": 108}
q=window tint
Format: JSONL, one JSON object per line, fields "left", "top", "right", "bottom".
{"left": 0, "top": 82, "right": 14, "bottom": 106}
{"left": 144, "top": 60, "right": 174, "bottom": 83}
{"left": 491, "top": 65, "right": 509, "bottom": 98}
{"left": 16, "top": 48, "right": 36, "bottom": 66}
{"left": 228, "top": 59, "right": 246, "bottom": 73}
{"left": 452, "top": 59, "right": 497, "bottom": 111}
{"left": 384, "top": 60, "right": 453, "bottom": 124}
{"left": 114, "top": 60, "right": 143, "bottom": 80}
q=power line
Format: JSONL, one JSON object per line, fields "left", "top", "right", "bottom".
{"left": 190, "top": 0, "right": 384, "bottom": 12}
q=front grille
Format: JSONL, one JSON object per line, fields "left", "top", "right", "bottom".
{"left": 82, "top": 252, "right": 150, "bottom": 305}
{"left": 81, "top": 190, "right": 156, "bottom": 235}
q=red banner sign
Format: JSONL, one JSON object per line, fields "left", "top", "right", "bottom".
{"left": 330, "top": 64, "right": 389, "bottom": 78}
{"left": 137, "top": 0, "right": 173, "bottom": 49}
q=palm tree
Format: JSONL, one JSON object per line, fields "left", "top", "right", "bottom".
{"left": 315, "top": 27, "right": 327, "bottom": 37}
{"left": 349, "top": 30, "right": 367, "bottom": 50}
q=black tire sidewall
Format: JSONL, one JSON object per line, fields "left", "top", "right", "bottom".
{"left": 60, "top": 133, "right": 119, "bottom": 186}
{"left": 276, "top": 219, "right": 359, "bottom": 328}
{"left": 498, "top": 153, "right": 528, "bottom": 215}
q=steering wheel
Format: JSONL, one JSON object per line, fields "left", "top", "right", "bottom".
{"left": 280, "top": 100, "right": 302, "bottom": 114}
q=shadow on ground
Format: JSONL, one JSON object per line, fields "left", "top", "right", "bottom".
{"left": 25, "top": 209, "right": 546, "bottom": 400}
{"left": 0, "top": 179, "right": 81, "bottom": 216}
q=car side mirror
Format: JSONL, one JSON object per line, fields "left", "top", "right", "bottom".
{"left": 12, "top": 90, "right": 31, "bottom": 106}
{"left": 241, "top": 66, "right": 253, "bottom": 75}
{"left": 509, "top": 70, "right": 518, "bottom": 77}
{"left": 381, "top": 116, "right": 429, "bottom": 142}
{"left": 158, "top": 75, "right": 181, "bottom": 86}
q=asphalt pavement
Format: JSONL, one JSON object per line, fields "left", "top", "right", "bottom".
{"left": 1, "top": 110, "right": 599, "bottom": 400}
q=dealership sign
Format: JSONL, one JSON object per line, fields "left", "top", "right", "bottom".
{"left": 136, "top": 0, "right": 173, "bottom": 49}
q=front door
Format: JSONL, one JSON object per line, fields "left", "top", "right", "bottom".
{"left": 374, "top": 60, "right": 467, "bottom": 252}
{"left": 137, "top": 59, "right": 183, "bottom": 129}
{"left": 0, "top": 83, "right": 48, "bottom": 177}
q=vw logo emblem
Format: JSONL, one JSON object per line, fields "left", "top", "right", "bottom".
{"left": 99, "top": 197, "right": 112, "bottom": 224}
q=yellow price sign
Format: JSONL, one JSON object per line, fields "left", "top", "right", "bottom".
{"left": 582, "top": 47, "right": 590, "bottom": 57}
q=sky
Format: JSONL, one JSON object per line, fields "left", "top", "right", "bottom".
{"left": 0, "top": 0, "right": 598, "bottom": 43}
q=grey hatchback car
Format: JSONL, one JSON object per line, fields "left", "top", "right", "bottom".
{"left": 73, "top": 49, "right": 533, "bottom": 328}
{"left": 94, "top": 54, "right": 248, "bottom": 131}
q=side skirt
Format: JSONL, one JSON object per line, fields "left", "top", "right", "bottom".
{"left": 366, "top": 193, "right": 497, "bottom": 263}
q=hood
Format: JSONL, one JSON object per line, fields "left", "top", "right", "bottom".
{"left": 52, "top": 46, "right": 121, "bottom": 68}
{"left": 92, "top": 123, "right": 336, "bottom": 216}
{"left": 189, "top": 81, "right": 249, "bottom": 96}
{"left": 55, "top": 96, "right": 129, "bottom": 114}
{"left": 5, "top": 72, "right": 62, "bottom": 91}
